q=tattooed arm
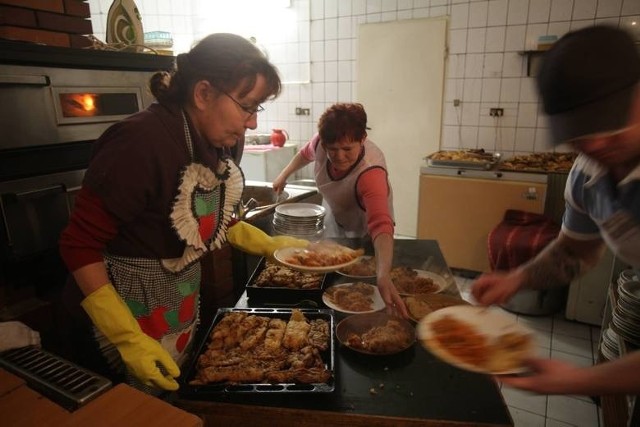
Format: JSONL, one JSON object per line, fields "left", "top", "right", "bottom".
{"left": 520, "top": 232, "right": 605, "bottom": 289}
{"left": 471, "top": 232, "right": 605, "bottom": 305}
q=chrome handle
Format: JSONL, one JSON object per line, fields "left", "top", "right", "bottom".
{"left": 0, "top": 74, "right": 50, "bottom": 86}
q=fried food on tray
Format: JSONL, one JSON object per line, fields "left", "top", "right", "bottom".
{"left": 325, "top": 282, "right": 374, "bottom": 312}
{"left": 425, "top": 315, "right": 533, "bottom": 372}
{"left": 391, "top": 266, "right": 440, "bottom": 294}
{"left": 191, "top": 309, "right": 331, "bottom": 386}
{"left": 346, "top": 320, "right": 413, "bottom": 354}
{"left": 253, "top": 261, "right": 323, "bottom": 289}
{"left": 338, "top": 256, "right": 376, "bottom": 276}
{"left": 284, "top": 240, "right": 365, "bottom": 267}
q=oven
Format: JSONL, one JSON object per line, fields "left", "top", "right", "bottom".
{"left": 0, "top": 42, "right": 173, "bottom": 336}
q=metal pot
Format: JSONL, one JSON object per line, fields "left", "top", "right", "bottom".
{"left": 500, "top": 287, "right": 568, "bottom": 316}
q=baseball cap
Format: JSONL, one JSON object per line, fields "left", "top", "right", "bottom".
{"left": 537, "top": 25, "right": 640, "bottom": 144}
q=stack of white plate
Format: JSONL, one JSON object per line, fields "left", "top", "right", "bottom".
{"left": 600, "top": 327, "right": 620, "bottom": 361}
{"left": 611, "top": 278, "right": 640, "bottom": 347}
{"left": 273, "top": 202, "right": 326, "bottom": 238}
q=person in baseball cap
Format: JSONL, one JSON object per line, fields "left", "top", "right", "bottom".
{"left": 538, "top": 25, "right": 640, "bottom": 145}
{"left": 470, "top": 25, "right": 640, "bottom": 397}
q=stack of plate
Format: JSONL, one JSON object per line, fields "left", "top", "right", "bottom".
{"left": 600, "top": 327, "right": 620, "bottom": 361}
{"left": 273, "top": 202, "right": 326, "bottom": 238}
{"left": 611, "top": 278, "right": 640, "bottom": 347}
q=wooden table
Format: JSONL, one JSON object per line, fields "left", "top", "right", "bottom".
{"left": 175, "top": 239, "right": 513, "bottom": 427}
{"left": 0, "top": 368, "right": 202, "bottom": 427}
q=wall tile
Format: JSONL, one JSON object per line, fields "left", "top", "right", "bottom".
{"left": 467, "top": 27, "right": 487, "bottom": 52}
{"left": 484, "top": 52, "right": 504, "bottom": 77}
{"left": 338, "top": 38, "right": 351, "bottom": 60}
{"left": 337, "top": 16, "right": 351, "bottom": 38}
{"left": 448, "top": 54, "right": 466, "bottom": 78}
{"left": 519, "top": 78, "right": 538, "bottom": 102}
{"left": 488, "top": 0, "right": 508, "bottom": 26}
{"left": 547, "top": 21, "right": 572, "bottom": 38}
{"left": 622, "top": 0, "right": 640, "bottom": 14}
{"left": 465, "top": 53, "right": 485, "bottom": 78}
{"left": 324, "top": 60, "right": 337, "bottom": 82}
{"left": 324, "top": 0, "right": 337, "bottom": 18}
{"left": 597, "top": 0, "right": 622, "bottom": 17}
{"left": 461, "top": 102, "right": 481, "bottom": 126}
{"left": 460, "top": 126, "right": 479, "bottom": 149}
{"left": 398, "top": 9, "right": 412, "bottom": 19}
{"left": 310, "top": 0, "right": 324, "bottom": 19}
{"left": 469, "top": 1, "right": 489, "bottom": 28}
{"left": 500, "top": 77, "right": 521, "bottom": 102}
{"left": 381, "top": 11, "right": 397, "bottom": 21}
{"left": 481, "top": 77, "right": 501, "bottom": 102}
{"left": 507, "top": 0, "right": 529, "bottom": 24}
{"left": 450, "top": 2, "right": 470, "bottom": 29}
{"left": 367, "top": 0, "right": 382, "bottom": 14}
{"left": 382, "top": 0, "right": 397, "bottom": 12}
{"left": 398, "top": 0, "right": 413, "bottom": 10}
{"left": 478, "top": 126, "right": 497, "bottom": 148}
{"left": 550, "top": 0, "right": 572, "bottom": 21}
{"left": 517, "top": 102, "right": 538, "bottom": 127}
{"left": 502, "top": 51, "right": 523, "bottom": 77}
{"left": 514, "top": 127, "right": 535, "bottom": 151}
{"left": 431, "top": 6, "right": 448, "bottom": 16}
{"left": 338, "top": 0, "right": 351, "bottom": 16}
{"left": 324, "top": 39, "right": 337, "bottom": 60}
{"left": 573, "top": 0, "right": 597, "bottom": 20}
{"left": 352, "top": 0, "right": 366, "bottom": 15}
{"left": 449, "top": 28, "right": 468, "bottom": 54}
{"left": 324, "top": 17, "right": 337, "bottom": 39}
{"left": 463, "top": 78, "right": 483, "bottom": 102}
{"left": 529, "top": 0, "right": 551, "bottom": 23}
{"left": 504, "top": 24, "right": 526, "bottom": 50}
{"left": 485, "top": 26, "right": 505, "bottom": 52}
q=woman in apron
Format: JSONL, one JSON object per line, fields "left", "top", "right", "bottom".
{"left": 272, "top": 103, "right": 408, "bottom": 318}
{"left": 59, "top": 33, "right": 306, "bottom": 393}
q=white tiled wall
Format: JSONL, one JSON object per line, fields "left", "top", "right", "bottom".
{"left": 89, "top": 0, "right": 640, "bottom": 179}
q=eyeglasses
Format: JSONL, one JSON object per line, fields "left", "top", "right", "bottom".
{"left": 219, "top": 89, "right": 264, "bottom": 117}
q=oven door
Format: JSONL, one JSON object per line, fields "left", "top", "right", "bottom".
{"left": 0, "top": 171, "right": 82, "bottom": 260}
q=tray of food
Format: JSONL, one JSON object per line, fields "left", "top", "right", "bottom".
{"left": 425, "top": 149, "right": 500, "bottom": 170}
{"left": 246, "top": 258, "right": 329, "bottom": 303}
{"left": 498, "top": 152, "right": 577, "bottom": 173}
{"left": 179, "top": 308, "right": 335, "bottom": 396}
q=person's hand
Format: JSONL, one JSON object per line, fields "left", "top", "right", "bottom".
{"left": 227, "top": 221, "right": 308, "bottom": 258}
{"left": 497, "top": 358, "right": 584, "bottom": 395}
{"left": 377, "top": 275, "right": 409, "bottom": 319}
{"left": 471, "top": 270, "right": 524, "bottom": 305}
{"left": 272, "top": 175, "right": 287, "bottom": 194}
{"left": 81, "top": 284, "right": 180, "bottom": 390}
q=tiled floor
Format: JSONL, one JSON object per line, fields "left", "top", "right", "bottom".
{"left": 455, "top": 275, "right": 602, "bottom": 427}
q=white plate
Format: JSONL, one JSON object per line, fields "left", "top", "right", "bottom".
{"left": 396, "top": 270, "right": 448, "bottom": 296}
{"left": 275, "top": 203, "right": 326, "bottom": 218}
{"left": 416, "top": 305, "right": 536, "bottom": 375}
{"left": 273, "top": 247, "right": 361, "bottom": 273}
{"left": 336, "top": 255, "right": 377, "bottom": 279}
{"left": 322, "top": 283, "right": 386, "bottom": 314}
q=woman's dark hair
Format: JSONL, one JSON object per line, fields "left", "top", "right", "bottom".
{"left": 318, "top": 103, "right": 368, "bottom": 145}
{"left": 149, "top": 33, "right": 281, "bottom": 105}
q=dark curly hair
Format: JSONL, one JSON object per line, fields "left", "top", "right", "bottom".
{"left": 318, "top": 103, "right": 368, "bottom": 145}
{"left": 149, "top": 33, "right": 281, "bottom": 106}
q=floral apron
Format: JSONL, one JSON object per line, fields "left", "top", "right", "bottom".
{"left": 98, "top": 112, "right": 243, "bottom": 391}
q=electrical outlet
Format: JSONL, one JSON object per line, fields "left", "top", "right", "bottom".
{"left": 295, "top": 107, "right": 310, "bottom": 116}
{"left": 453, "top": 99, "right": 461, "bottom": 107}
{"left": 489, "top": 108, "right": 504, "bottom": 117}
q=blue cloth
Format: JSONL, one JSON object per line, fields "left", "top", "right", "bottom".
{"left": 563, "top": 153, "right": 640, "bottom": 267}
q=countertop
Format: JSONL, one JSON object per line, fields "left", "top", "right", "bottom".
{"left": 175, "top": 239, "right": 513, "bottom": 427}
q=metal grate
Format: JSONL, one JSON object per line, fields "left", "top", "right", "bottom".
{"left": 0, "top": 346, "right": 112, "bottom": 411}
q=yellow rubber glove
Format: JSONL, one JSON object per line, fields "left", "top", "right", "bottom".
{"left": 81, "top": 284, "right": 180, "bottom": 391}
{"left": 227, "top": 221, "right": 309, "bottom": 257}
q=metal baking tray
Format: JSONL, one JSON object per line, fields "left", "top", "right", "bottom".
{"left": 425, "top": 150, "right": 500, "bottom": 170}
{"left": 245, "top": 257, "right": 329, "bottom": 303}
{"left": 179, "top": 308, "right": 335, "bottom": 397}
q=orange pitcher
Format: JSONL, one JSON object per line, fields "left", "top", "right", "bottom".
{"left": 270, "top": 129, "right": 289, "bottom": 147}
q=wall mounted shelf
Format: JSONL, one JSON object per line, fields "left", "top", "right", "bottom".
{"left": 519, "top": 50, "right": 547, "bottom": 77}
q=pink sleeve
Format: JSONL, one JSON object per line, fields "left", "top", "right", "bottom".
{"left": 299, "top": 134, "right": 320, "bottom": 161}
{"left": 356, "top": 168, "right": 395, "bottom": 239}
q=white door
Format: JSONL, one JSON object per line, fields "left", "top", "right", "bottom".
{"left": 358, "top": 17, "right": 447, "bottom": 237}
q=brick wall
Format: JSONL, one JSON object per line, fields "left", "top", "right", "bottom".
{"left": 0, "top": 0, "right": 93, "bottom": 48}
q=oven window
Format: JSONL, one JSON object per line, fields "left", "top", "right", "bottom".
{"left": 59, "top": 92, "right": 139, "bottom": 118}
{"left": 52, "top": 87, "right": 143, "bottom": 125}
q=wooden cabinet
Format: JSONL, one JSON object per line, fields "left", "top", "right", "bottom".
{"left": 417, "top": 170, "right": 547, "bottom": 273}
